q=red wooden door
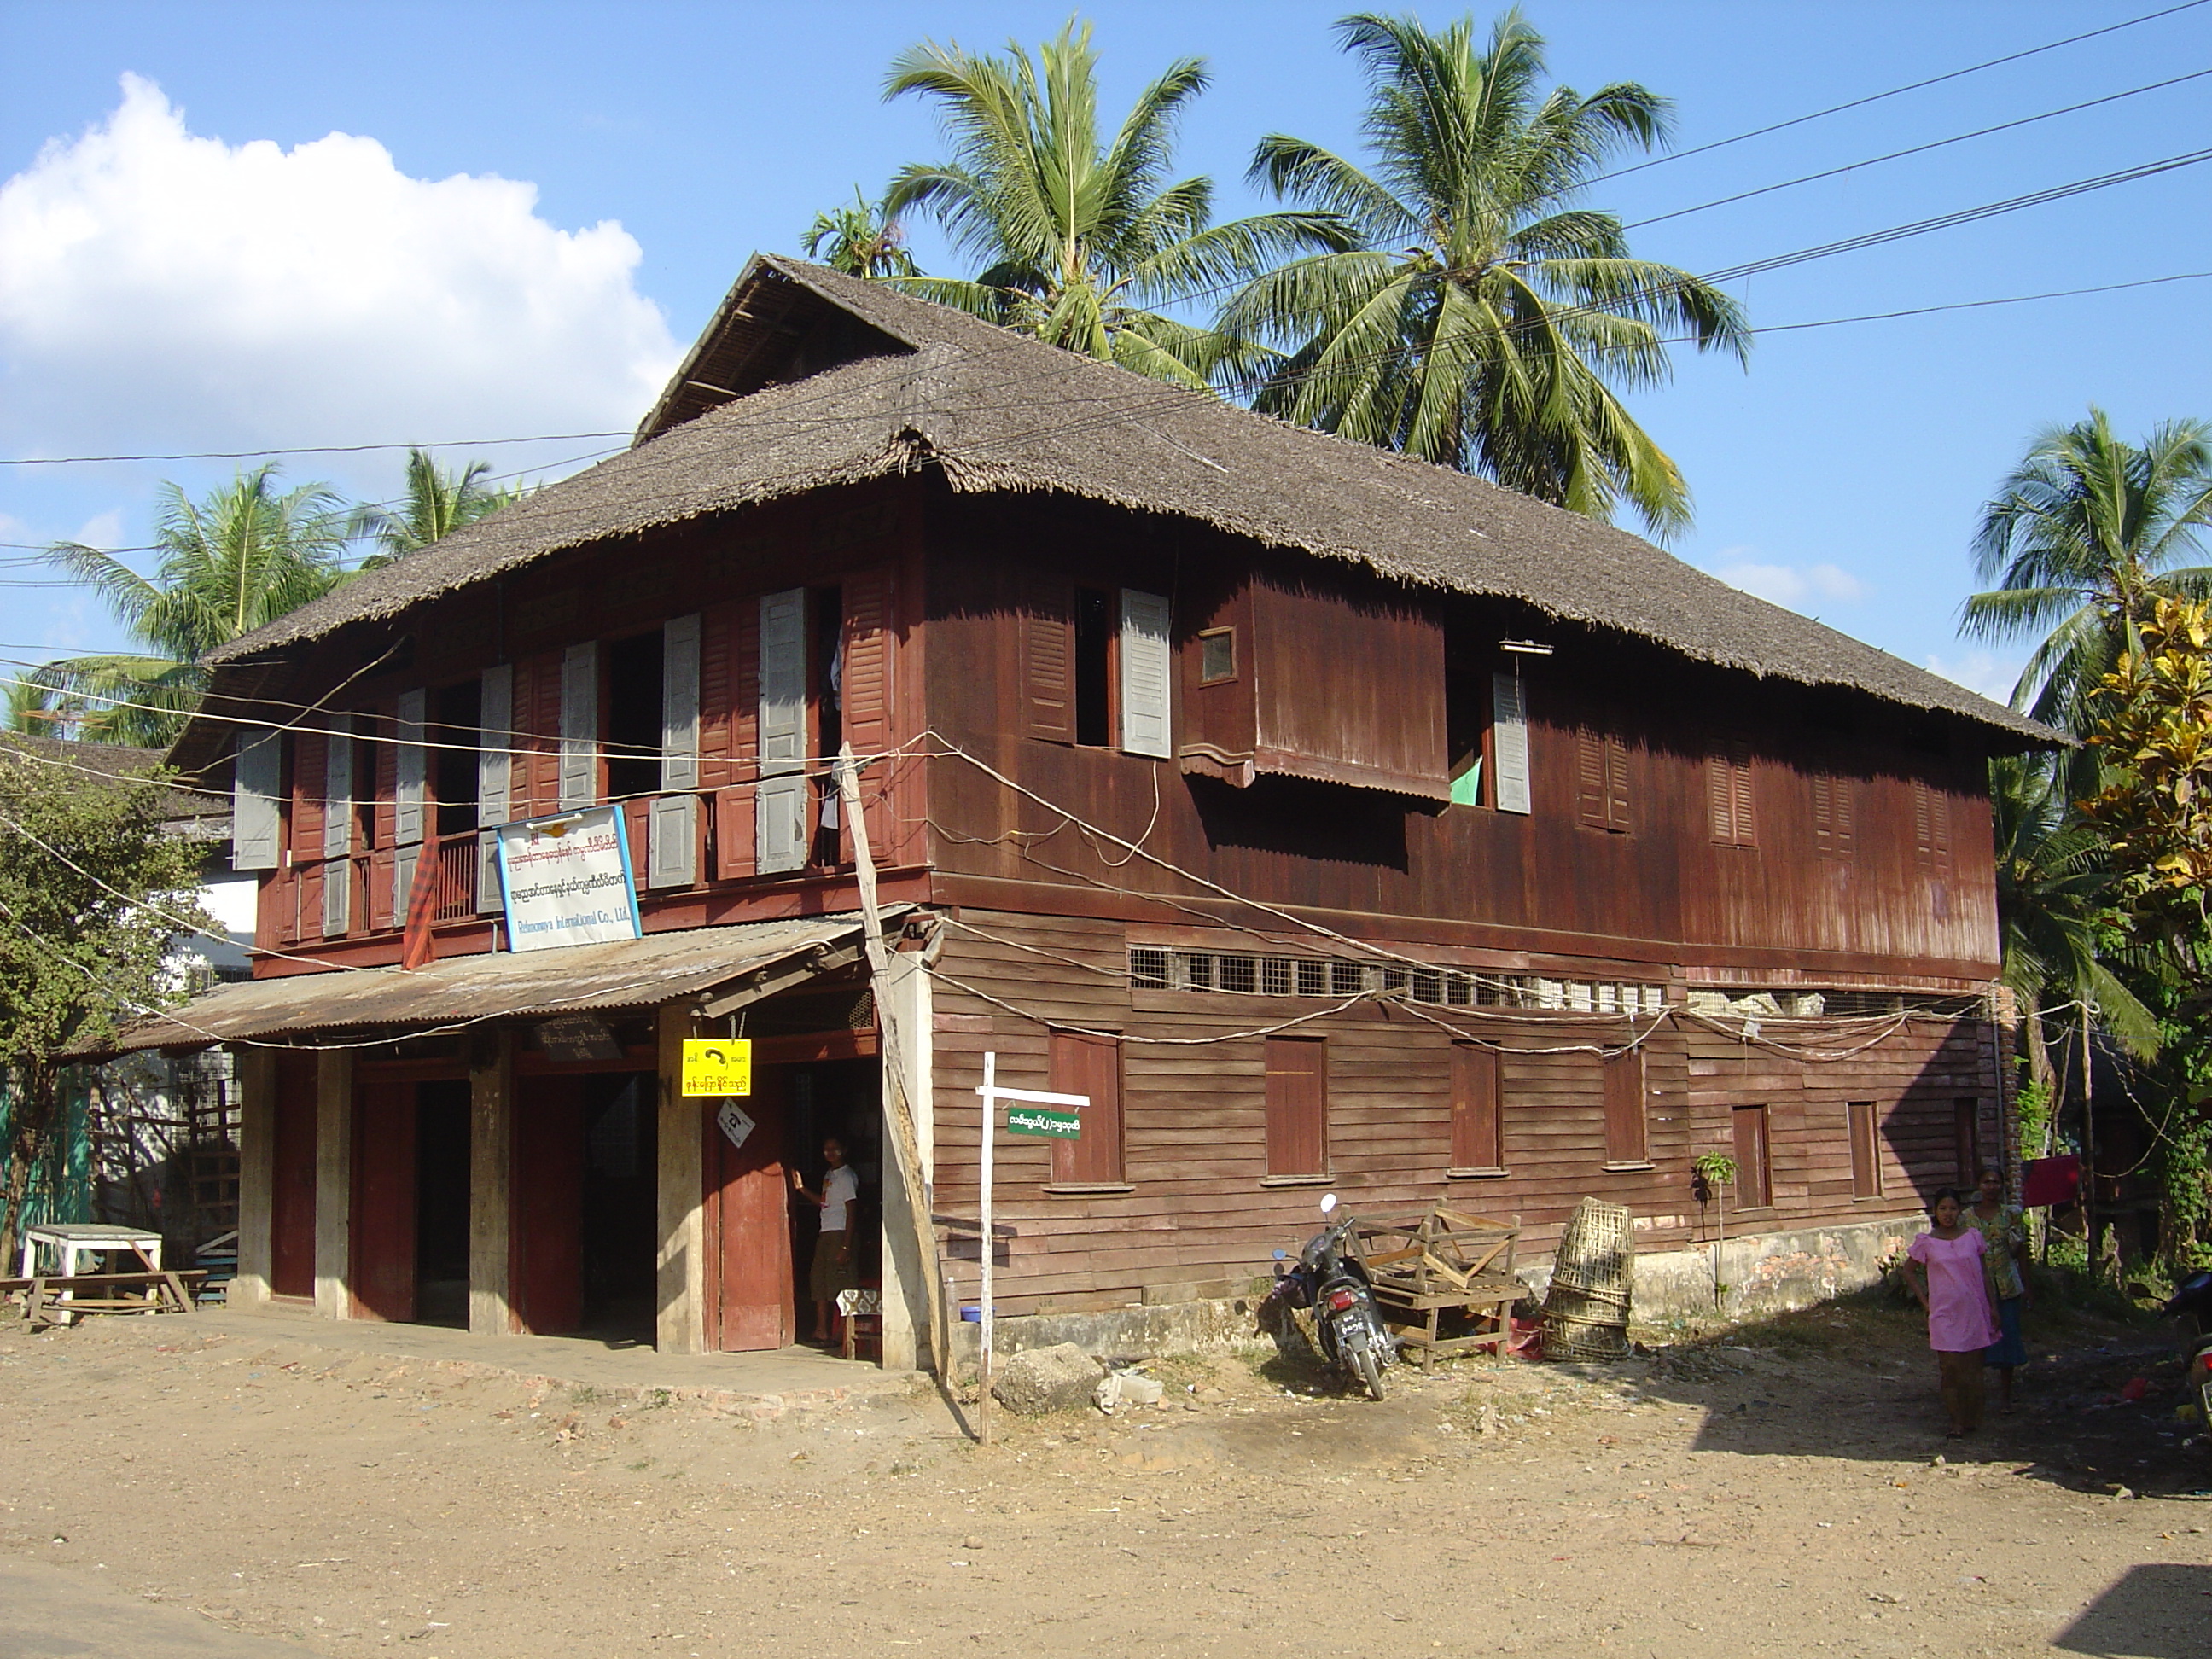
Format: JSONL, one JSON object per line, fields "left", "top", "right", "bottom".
{"left": 269, "top": 1052, "right": 318, "bottom": 1299}
{"left": 350, "top": 1076, "right": 416, "bottom": 1322}
{"left": 510, "top": 1077, "right": 585, "bottom": 1334}
{"left": 707, "top": 1068, "right": 794, "bottom": 1352}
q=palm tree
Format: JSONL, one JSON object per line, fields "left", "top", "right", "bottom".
{"left": 1963, "top": 408, "right": 2212, "bottom": 732}
{"left": 802, "top": 188, "right": 922, "bottom": 279}
{"left": 349, "top": 447, "right": 521, "bottom": 568}
{"left": 1219, "top": 9, "right": 1748, "bottom": 536}
{"left": 23, "top": 464, "right": 351, "bottom": 746}
{"left": 881, "top": 18, "right": 1352, "bottom": 388}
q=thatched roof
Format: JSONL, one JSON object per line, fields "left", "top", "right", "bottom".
{"left": 0, "top": 733, "right": 227, "bottom": 826}
{"left": 190, "top": 253, "right": 2051, "bottom": 748}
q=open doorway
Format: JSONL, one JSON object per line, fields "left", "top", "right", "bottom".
{"left": 414, "top": 1080, "right": 470, "bottom": 1326}
{"left": 581, "top": 1073, "right": 657, "bottom": 1342}
{"left": 782, "top": 1059, "right": 882, "bottom": 1346}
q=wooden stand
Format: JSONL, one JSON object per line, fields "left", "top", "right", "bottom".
{"left": 1354, "top": 1207, "right": 1521, "bottom": 1368}
{"left": 3, "top": 1271, "right": 207, "bottom": 1329}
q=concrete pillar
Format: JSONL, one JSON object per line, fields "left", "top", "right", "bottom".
{"left": 877, "top": 952, "right": 934, "bottom": 1373}
{"left": 313, "top": 1049, "right": 353, "bottom": 1320}
{"left": 655, "top": 1002, "right": 706, "bottom": 1355}
{"left": 230, "top": 1047, "right": 276, "bottom": 1307}
{"left": 468, "top": 1027, "right": 515, "bottom": 1336}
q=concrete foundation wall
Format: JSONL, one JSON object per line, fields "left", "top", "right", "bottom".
{"left": 958, "top": 1212, "right": 1923, "bottom": 1370}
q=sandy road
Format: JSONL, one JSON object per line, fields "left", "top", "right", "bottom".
{"left": 1, "top": 1297, "right": 2206, "bottom": 1658}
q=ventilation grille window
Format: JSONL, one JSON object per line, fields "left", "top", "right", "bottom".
{"left": 1130, "top": 948, "right": 1666, "bottom": 1011}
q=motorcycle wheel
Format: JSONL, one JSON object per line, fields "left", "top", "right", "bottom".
{"left": 1355, "top": 1342, "right": 1386, "bottom": 1401}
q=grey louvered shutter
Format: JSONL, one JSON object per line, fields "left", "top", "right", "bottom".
{"left": 648, "top": 794, "right": 697, "bottom": 888}
{"left": 1491, "top": 672, "right": 1531, "bottom": 815}
{"left": 478, "top": 664, "right": 513, "bottom": 828}
{"left": 755, "top": 587, "right": 809, "bottom": 874}
{"left": 323, "top": 719, "right": 354, "bottom": 857}
{"left": 231, "top": 732, "right": 282, "bottom": 870}
{"left": 559, "top": 643, "right": 598, "bottom": 808}
{"left": 393, "top": 688, "right": 427, "bottom": 847}
{"left": 392, "top": 843, "right": 418, "bottom": 923}
{"left": 1118, "top": 589, "right": 1173, "bottom": 759}
{"left": 661, "top": 613, "right": 701, "bottom": 791}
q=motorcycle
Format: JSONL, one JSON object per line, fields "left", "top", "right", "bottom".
{"left": 2163, "top": 1269, "right": 2212, "bottom": 1438}
{"left": 1259, "top": 1193, "right": 1397, "bottom": 1400}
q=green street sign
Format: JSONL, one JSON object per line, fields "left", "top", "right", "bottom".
{"left": 1006, "top": 1106, "right": 1080, "bottom": 1138}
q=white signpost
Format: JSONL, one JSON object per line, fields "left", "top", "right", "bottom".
{"left": 493, "top": 806, "right": 643, "bottom": 952}
{"left": 975, "top": 1051, "right": 1088, "bottom": 1446}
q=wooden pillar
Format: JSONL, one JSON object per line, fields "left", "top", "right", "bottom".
{"left": 877, "top": 951, "right": 934, "bottom": 1372}
{"left": 655, "top": 1002, "right": 706, "bottom": 1354}
{"left": 313, "top": 1048, "right": 354, "bottom": 1320}
{"left": 231, "top": 1047, "right": 276, "bottom": 1307}
{"left": 468, "top": 1027, "right": 515, "bottom": 1336}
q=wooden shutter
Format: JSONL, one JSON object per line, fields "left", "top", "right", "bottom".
{"left": 1708, "top": 739, "right": 1754, "bottom": 847}
{"left": 1575, "top": 731, "right": 1630, "bottom": 832}
{"left": 661, "top": 614, "right": 701, "bottom": 791}
{"left": 393, "top": 688, "right": 427, "bottom": 847}
{"left": 1812, "top": 771, "right": 1854, "bottom": 858}
{"left": 755, "top": 587, "right": 809, "bottom": 875}
{"left": 840, "top": 568, "right": 896, "bottom": 759}
{"left": 1118, "top": 588, "right": 1173, "bottom": 759}
{"left": 1732, "top": 1104, "right": 1773, "bottom": 1208}
{"left": 1602, "top": 1047, "right": 1648, "bottom": 1163}
{"left": 1913, "top": 780, "right": 1953, "bottom": 872}
{"left": 713, "top": 784, "right": 756, "bottom": 880}
{"left": 1953, "top": 1098, "right": 1981, "bottom": 1187}
{"left": 1020, "top": 571, "right": 1074, "bottom": 742}
{"left": 558, "top": 642, "right": 599, "bottom": 808}
{"left": 647, "top": 794, "right": 697, "bottom": 889}
{"left": 1490, "top": 671, "right": 1531, "bottom": 815}
{"left": 1050, "top": 1032, "right": 1125, "bottom": 1186}
{"left": 370, "top": 714, "right": 396, "bottom": 853}
{"left": 291, "top": 728, "right": 326, "bottom": 863}
{"left": 322, "top": 719, "right": 354, "bottom": 860}
{"left": 232, "top": 732, "right": 282, "bottom": 870}
{"left": 1848, "top": 1101, "right": 1882, "bottom": 1198}
{"left": 1264, "top": 1036, "right": 1329, "bottom": 1177}
{"left": 1449, "top": 1044, "right": 1504, "bottom": 1172}
{"left": 478, "top": 664, "right": 513, "bottom": 828}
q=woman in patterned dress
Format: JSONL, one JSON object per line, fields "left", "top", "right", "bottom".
{"left": 1966, "top": 1164, "right": 2031, "bottom": 1412}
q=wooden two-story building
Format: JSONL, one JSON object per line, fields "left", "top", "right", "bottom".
{"left": 116, "top": 255, "right": 2052, "bottom": 1371}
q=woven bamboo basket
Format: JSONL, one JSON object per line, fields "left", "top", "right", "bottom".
{"left": 1541, "top": 1198, "right": 1635, "bottom": 1359}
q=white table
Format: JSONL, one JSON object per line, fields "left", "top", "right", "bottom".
{"left": 17, "top": 1223, "right": 163, "bottom": 1279}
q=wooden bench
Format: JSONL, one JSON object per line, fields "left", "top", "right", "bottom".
{"left": 1354, "top": 1207, "right": 1522, "bottom": 1367}
{"left": 2, "top": 1271, "right": 206, "bottom": 1329}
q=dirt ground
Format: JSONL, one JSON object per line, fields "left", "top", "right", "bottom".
{"left": 3, "top": 1293, "right": 2208, "bottom": 1659}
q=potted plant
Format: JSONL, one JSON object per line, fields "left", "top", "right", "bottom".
{"left": 1691, "top": 1153, "right": 1739, "bottom": 1308}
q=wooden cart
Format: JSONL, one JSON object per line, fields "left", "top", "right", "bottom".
{"left": 1353, "top": 1207, "right": 1521, "bottom": 1367}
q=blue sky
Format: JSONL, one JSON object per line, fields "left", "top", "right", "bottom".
{"left": 3, "top": 1, "right": 2208, "bottom": 704}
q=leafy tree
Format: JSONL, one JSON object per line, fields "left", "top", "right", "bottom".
{"left": 25, "top": 464, "right": 352, "bottom": 746}
{"left": 881, "top": 17, "right": 1352, "bottom": 388}
{"left": 0, "top": 742, "right": 211, "bottom": 1265}
{"left": 1963, "top": 408, "right": 2212, "bottom": 732}
{"left": 1219, "top": 9, "right": 1748, "bottom": 535}
{"left": 349, "top": 447, "right": 521, "bottom": 568}
{"left": 802, "top": 187, "right": 922, "bottom": 279}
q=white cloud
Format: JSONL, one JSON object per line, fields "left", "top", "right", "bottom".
{"left": 69, "top": 509, "right": 124, "bottom": 549}
{"left": 1924, "top": 649, "right": 2028, "bottom": 707}
{"left": 1707, "top": 550, "right": 1868, "bottom": 611}
{"left": 0, "top": 76, "right": 680, "bottom": 466}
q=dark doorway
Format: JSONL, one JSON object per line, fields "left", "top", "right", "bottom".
{"left": 580, "top": 1073, "right": 658, "bottom": 1342}
{"left": 604, "top": 630, "right": 664, "bottom": 801}
{"left": 413, "top": 1080, "right": 471, "bottom": 1326}
{"left": 782, "top": 1059, "right": 882, "bottom": 1319}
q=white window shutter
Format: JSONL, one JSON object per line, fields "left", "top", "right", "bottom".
{"left": 559, "top": 642, "right": 598, "bottom": 808}
{"left": 1118, "top": 589, "right": 1173, "bottom": 759}
{"left": 661, "top": 613, "right": 701, "bottom": 791}
{"left": 393, "top": 688, "right": 427, "bottom": 847}
{"left": 323, "top": 718, "right": 354, "bottom": 858}
{"left": 1492, "top": 671, "right": 1531, "bottom": 815}
{"left": 231, "top": 732, "right": 282, "bottom": 870}
{"left": 478, "top": 664, "right": 512, "bottom": 829}
{"left": 476, "top": 829, "right": 503, "bottom": 915}
{"left": 756, "top": 588, "right": 809, "bottom": 874}
{"left": 648, "top": 793, "right": 698, "bottom": 889}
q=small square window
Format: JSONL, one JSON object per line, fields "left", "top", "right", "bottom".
{"left": 1198, "top": 627, "right": 1237, "bottom": 684}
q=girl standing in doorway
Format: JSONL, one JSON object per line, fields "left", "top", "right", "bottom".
{"left": 1902, "top": 1188, "right": 2000, "bottom": 1437}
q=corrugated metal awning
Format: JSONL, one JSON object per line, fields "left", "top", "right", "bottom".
{"left": 90, "top": 911, "right": 902, "bottom": 1056}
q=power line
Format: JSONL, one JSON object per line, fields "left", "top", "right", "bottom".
{"left": 1584, "top": 0, "right": 2212, "bottom": 187}
{"left": 1623, "top": 67, "right": 2212, "bottom": 231}
{"left": 0, "top": 428, "right": 632, "bottom": 468}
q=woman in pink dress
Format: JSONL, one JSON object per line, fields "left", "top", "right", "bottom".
{"left": 1902, "top": 1188, "right": 2001, "bottom": 1437}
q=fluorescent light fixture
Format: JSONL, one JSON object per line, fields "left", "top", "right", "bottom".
{"left": 1499, "top": 639, "right": 1554, "bottom": 656}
